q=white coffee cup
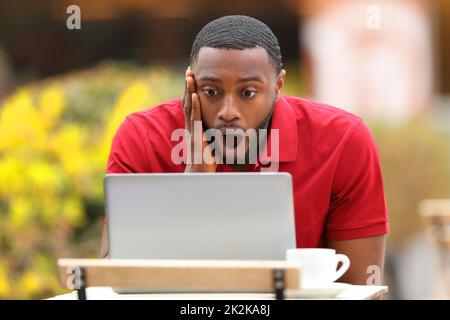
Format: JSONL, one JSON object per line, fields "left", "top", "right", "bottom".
{"left": 286, "top": 248, "right": 350, "bottom": 288}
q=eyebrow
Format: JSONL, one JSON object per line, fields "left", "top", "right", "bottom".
{"left": 198, "top": 76, "right": 264, "bottom": 83}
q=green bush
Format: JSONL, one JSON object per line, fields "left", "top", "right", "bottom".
{"left": 370, "top": 118, "right": 450, "bottom": 248}
{"left": 0, "top": 62, "right": 183, "bottom": 299}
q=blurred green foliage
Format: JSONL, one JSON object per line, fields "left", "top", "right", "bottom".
{"left": 370, "top": 118, "right": 450, "bottom": 248}
{"left": 0, "top": 62, "right": 183, "bottom": 299}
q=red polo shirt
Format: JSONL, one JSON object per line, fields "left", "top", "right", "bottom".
{"left": 106, "top": 95, "right": 389, "bottom": 248}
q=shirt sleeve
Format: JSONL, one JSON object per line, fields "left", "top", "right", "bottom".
{"left": 106, "top": 116, "right": 150, "bottom": 174}
{"left": 326, "top": 120, "right": 389, "bottom": 240}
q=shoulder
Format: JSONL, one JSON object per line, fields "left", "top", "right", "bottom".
{"left": 285, "top": 96, "right": 368, "bottom": 148}
{"left": 107, "top": 99, "right": 185, "bottom": 173}
{"left": 283, "top": 95, "right": 362, "bottom": 133}
{"left": 282, "top": 95, "right": 373, "bottom": 157}
{"left": 125, "top": 98, "right": 185, "bottom": 133}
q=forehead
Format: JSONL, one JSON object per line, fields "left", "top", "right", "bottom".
{"left": 192, "top": 47, "right": 274, "bottom": 79}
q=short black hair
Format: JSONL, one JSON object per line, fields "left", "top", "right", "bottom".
{"left": 189, "top": 15, "right": 283, "bottom": 74}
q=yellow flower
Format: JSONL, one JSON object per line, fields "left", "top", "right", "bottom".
{"left": 49, "top": 125, "right": 88, "bottom": 176}
{"left": 26, "top": 160, "right": 64, "bottom": 196}
{"left": 39, "top": 85, "right": 65, "bottom": 128}
{"left": 18, "top": 270, "right": 42, "bottom": 297}
{"left": 62, "top": 195, "right": 85, "bottom": 227}
{"left": 39, "top": 196, "right": 61, "bottom": 227}
{"left": 0, "top": 156, "right": 26, "bottom": 197}
{"left": 0, "top": 89, "right": 47, "bottom": 151}
{"left": 0, "top": 262, "right": 11, "bottom": 298}
{"left": 9, "top": 196, "right": 33, "bottom": 229}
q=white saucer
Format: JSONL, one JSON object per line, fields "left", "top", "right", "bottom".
{"left": 285, "top": 282, "right": 350, "bottom": 299}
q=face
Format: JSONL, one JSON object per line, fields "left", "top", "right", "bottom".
{"left": 191, "top": 46, "right": 286, "bottom": 161}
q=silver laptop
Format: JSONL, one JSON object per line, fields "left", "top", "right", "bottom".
{"left": 104, "top": 172, "right": 296, "bottom": 261}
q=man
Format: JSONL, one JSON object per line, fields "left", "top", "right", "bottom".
{"left": 101, "top": 15, "right": 389, "bottom": 285}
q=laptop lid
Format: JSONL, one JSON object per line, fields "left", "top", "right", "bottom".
{"left": 105, "top": 172, "right": 296, "bottom": 260}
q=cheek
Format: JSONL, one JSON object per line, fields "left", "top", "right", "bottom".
{"left": 198, "top": 98, "right": 217, "bottom": 126}
{"left": 246, "top": 100, "right": 273, "bottom": 126}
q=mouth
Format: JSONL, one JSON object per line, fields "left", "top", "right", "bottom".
{"left": 218, "top": 127, "right": 244, "bottom": 135}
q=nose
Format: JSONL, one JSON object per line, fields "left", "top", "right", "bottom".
{"left": 217, "top": 96, "right": 241, "bottom": 123}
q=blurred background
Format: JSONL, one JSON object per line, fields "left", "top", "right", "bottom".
{"left": 0, "top": 0, "right": 449, "bottom": 299}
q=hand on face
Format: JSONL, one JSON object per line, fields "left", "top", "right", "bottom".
{"left": 183, "top": 67, "right": 217, "bottom": 172}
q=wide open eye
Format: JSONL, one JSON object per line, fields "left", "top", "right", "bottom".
{"left": 203, "top": 88, "right": 219, "bottom": 97}
{"left": 241, "top": 89, "right": 257, "bottom": 99}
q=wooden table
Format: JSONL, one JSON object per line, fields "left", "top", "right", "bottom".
{"left": 53, "top": 259, "right": 388, "bottom": 300}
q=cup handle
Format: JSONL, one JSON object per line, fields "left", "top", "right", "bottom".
{"left": 333, "top": 254, "right": 351, "bottom": 282}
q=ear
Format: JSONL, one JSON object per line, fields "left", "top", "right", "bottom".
{"left": 275, "top": 69, "right": 286, "bottom": 99}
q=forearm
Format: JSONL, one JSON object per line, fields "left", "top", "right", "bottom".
{"left": 327, "top": 234, "right": 387, "bottom": 285}
{"left": 100, "top": 223, "right": 110, "bottom": 258}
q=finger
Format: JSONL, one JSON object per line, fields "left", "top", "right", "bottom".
{"left": 186, "top": 76, "right": 195, "bottom": 97}
{"left": 182, "top": 75, "right": 188, "bottom": 103}
{"left": 191, "top": 93, "right": 202, "bottom": 123}
{"left": 183, "top": 66, "right": 193, "bottom": 105}
{"left": 190, "top": 92, "right": 201, "bottom": 136}
{"left": 186, "top": 69, "right": 196, "bottom": 92}
{"left": 185, "top": 68, "right": 193, "bottom": 78}
{"left": 191, "top": 93, "right": 203, "bottom": 164}
{"left": 185, "top": 76, "right": 196, "bottom": 120}
{"left": 184, "top": 77, "right": 192, "bottom": 130}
